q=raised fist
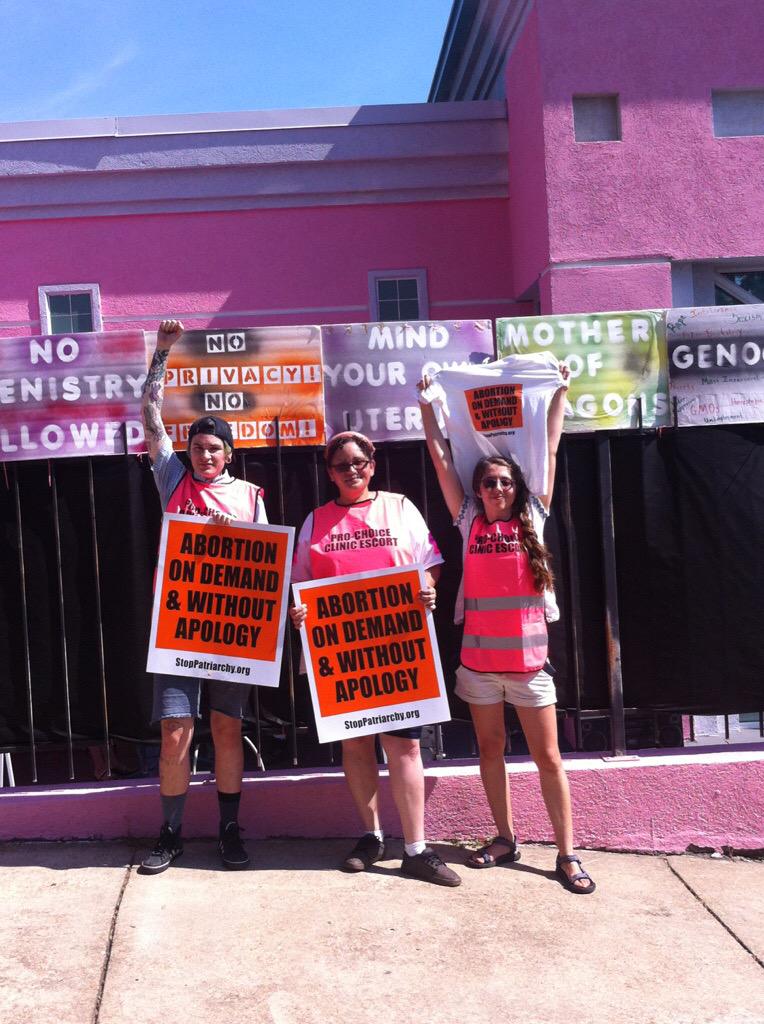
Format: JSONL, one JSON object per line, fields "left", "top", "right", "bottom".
{"left": 157, "top": 319, "right": 184, "bottom": 349}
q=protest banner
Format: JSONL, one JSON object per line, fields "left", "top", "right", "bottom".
{"left": 293, "top": 565, "right": 450, "bottom": 743}
{"left": 144, "top": 325, "right": 325, "bottom": 449}
{"left": 0, "top": 330, "right": 147, "bottom": 461}
{"left": 667, "top": 304, "right": 764, "bottom": 426}
{"left": 497, "top": 310, "right": 670, "bottom": 431}
{"left": 147, "top": 514, "right": 294, "bottom": 686}
{"left": 321, "top": 320, "right": 495, "bottom": 441}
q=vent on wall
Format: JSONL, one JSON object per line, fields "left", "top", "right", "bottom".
{"left": 712, "top": 90, "right": 764, "bottom": 137}
{"left": 572, "top": 94, "right": 621, "bottom": 142}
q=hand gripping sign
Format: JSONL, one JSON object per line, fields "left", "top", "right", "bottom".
{"left": 148, "top": 514, "right": 294, "bottom": 686}
{"left": 293, "top": 565, "right": 451, "bottom": 744}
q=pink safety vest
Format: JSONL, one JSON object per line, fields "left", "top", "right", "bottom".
{"left": 166, "top": 472, "right": 261, "bottom": 522}
{"left": 308, "top": 493, "right": 413, "bottom": 579}
{"left": 461, "top": 515, "right": 547, "bottom": 673}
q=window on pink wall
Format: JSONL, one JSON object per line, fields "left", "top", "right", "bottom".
{"left": 572, "top": 95, "right": 621, "bottom": 142}
{"left": 38, "top": 283, "right": 103, "bottom": 334}
{"left": 712, "top": 90, "right": 764, "bottom": 138}
{"left": 368, "top": 269, "right": 428, "bottom": 322}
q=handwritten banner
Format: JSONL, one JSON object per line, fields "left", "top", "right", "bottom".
{"left": 148, "top": 515, "right": 294, "bottom": 686}
{"left": 321, "top": 320, "right": 495, "bottom": 441}
{"left": 667, "top": 304, "right": 764, "bottom": 426}
{"left": 293, "top": 565, "right": 450, "bottom": 743}
{"left": 497, "top": 311, "right": 670, "bottom": 431}
{"left": 145, "top": 325, "right": 326, "bottom": 449}
{"left": 0, "top": 330, "right": 147, "bottom": 461}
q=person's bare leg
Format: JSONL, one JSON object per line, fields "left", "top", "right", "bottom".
{"left": 380, "top": 735, "right": 424, "bottom": 845}
{"left": 210, "top": 710, "right": 244, "bottom": 792}
{"left": 341, "top": 735, "right": 381, "bottom": 832}
{"left": 515, "top": 704, "right": 588, "bottom": 889}
{"left": 469, "top": 702, "right": 516, "bottom": 860}
{"left": 159, "top": 717, "right": 194, "bottom": 796}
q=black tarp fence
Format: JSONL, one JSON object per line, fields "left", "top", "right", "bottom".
{"left": 1, "top": 424, "right": 763, "bottom": 782}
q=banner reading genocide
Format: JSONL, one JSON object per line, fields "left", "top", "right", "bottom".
{"left": 145, "top": 325, "right": 326, "bottom": 449}
{"left": 293, "top": 565, "right": 450, "bottom": 743}
{"left": 496, "top": 311, "right": 670, "bottom": 431}
{"left": 321, "top": 320, "right": 494, "bottom": 441}
{"left": 667, "top": 304, "right": 764, "bottom": 426}
{"left": 148, "top": 514, "right": 294, "bottom": 686}
{"left": 0, "top": 330, "right": 147, "bottom": 461}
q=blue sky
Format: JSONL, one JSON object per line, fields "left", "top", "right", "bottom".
{"left": 0, "top": 0, "right": 454, "bottom": 123}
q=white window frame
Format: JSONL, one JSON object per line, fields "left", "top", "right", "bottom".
{"left": 38, "top": 283, "right": 103, "bottom": 334}
{"left": 368, "top": 269, "right": 429, "bottom": 322}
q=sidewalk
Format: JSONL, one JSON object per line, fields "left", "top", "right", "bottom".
{"left": 3, "top": 840, "right": 763, "bottom": 1024}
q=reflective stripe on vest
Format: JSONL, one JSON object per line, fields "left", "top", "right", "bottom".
{"left": 461, "top": 514, "right": 547, "bottom": 673}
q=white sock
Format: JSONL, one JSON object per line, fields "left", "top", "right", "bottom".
{"left": 367, "top": 830, "right": 384, "bottom": 842}
{"left": 405, "top": 840, "right": 427, "bottom": 857}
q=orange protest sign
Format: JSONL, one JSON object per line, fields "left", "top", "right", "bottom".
{"left": 147, "top": 515, "right": 294, "bottom": 686}
{"left": 465, "top": 383, "right": 524, "bottom": 432}
{"left": 293, "top": 566, "right": 450, "bottom": 743}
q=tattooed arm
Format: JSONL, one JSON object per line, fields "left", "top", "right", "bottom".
{"left": 142, "top": 319, "right": 184, "bottom": 462}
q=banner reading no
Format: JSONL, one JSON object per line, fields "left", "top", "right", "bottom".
{"left": 148, "top": 515, "right": 294, "bottom": 686}
{"left": 293, "top": 566, "right": 450, "bottom": 743}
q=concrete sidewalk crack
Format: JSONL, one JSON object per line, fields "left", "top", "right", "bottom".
{"left": 666, "top": 858, "right": 764, "bottom": 971}
{"left": 92, "top": 850, "right": 136, "bottom": 1024}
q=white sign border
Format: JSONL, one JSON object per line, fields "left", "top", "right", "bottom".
{"left": 293, "top": 563, "right": 451, "bottom": 744}
{"left": 147, "top": 513, "right": 294, "bottom": 687}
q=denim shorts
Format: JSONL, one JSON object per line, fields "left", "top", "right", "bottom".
{"left": 455, "top": 664, "right": 556, "bottom": 708}
{"left": 151, "top": 674, "right": 250, "bottom": 722}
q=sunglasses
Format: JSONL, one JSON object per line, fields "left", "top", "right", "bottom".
{"left": 481, "top": 476, "right": 515, "bottom": 490}
{"left": 331, "top": 458, "right": 371, "bottom": 473}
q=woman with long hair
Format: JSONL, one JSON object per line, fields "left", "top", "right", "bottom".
{"left": 418, "top": 370, "right": 595, "bottom": 893}
{"left": 290, "top": 431, "right": 461, "bottom": 888}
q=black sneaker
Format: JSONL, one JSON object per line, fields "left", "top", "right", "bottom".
{"left": 140, "top": 824, "right": 183, "bottom": 875}
{"left": 342, "top": 833, "right": 386, "bottom": 872}
{"left": 401, "top": 847, "right": 462, "bottom": 887}
{"left": 219, "top": 821, "right": 250, "bottom": 870}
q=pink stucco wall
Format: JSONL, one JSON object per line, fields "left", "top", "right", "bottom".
{"left": 505, "top": 4, "right": 550, "bottom": 300}
{"left": 0, "top": 199, "right": 527, "bottom": 337}
{"left": 1, "top": 751, "right": 762, "bottom": 854}
{"left": 539, "top": 263, "right": 674, "bottom": 315}
{"left": 538, "top": 0, "right": 764, "bottom": 265}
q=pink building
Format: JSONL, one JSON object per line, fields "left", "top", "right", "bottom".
{"left": 1, "top": 0, "right": 763, "bottom": 849}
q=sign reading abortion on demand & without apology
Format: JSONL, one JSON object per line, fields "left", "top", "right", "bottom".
{"left": 321, "top": 320, "right": 495, "bottom": 441}
{"left": 0, "top": 330, "right": 147, "bottom": 461}
{"left": 667, "top": 304, "right": 764, "bottom": 426}
{"left": 497, "top": 310, "right": 670, "bottom": 430}
{"left": 148, "top": 515, "right": 294, "bottom": 686}
{"left": 144, "top": 325, "right": 326, "bottom": 449}
{"left": 293, "top": 565, "right": 450, "bottom": 744}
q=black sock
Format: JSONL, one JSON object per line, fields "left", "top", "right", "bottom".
{"left": 161, "top": 793, "right": 186, "bottom": 832}
{"left": 218, "top": 790, "right": 241, "bottom": 831}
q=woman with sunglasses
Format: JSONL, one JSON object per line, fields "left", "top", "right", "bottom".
{"left": 290, "top": 431, "right": 461, "bottom": 888}
{"left": 418, "top": 369, "right": 595, "bottom": 894}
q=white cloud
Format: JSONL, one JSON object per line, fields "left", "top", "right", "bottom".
{"left": 39, "top": 44, "right": 138, "bottom": 116}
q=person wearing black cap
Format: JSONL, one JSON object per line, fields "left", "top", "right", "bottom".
{"left": 139, "top": 320, "right": 267, "bottom": 874}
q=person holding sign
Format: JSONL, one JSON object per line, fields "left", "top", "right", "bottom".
{"left": 139, "top": 320, "right": 268, "bottom": 875}
{"left": 419, "top": 370, "right": 596, "bottom": 894}
{"left": 290, "top": 431, "right": 461, "bottom": 887}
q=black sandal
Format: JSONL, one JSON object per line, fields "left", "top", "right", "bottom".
{"left": 556, "top": 854, "right": 596, "bottom": 894}
{"left": 466, "top": 834, "right": 521, "bottom": 869}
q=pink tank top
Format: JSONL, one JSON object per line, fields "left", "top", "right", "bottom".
{"left": 166, "top": 472, "right": 261, "bottom": 522}
{"left": 308, "top": 492, "right": 412, "bottom": 578}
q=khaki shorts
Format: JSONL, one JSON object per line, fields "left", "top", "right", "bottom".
{"left": 455, "top": 664, "right": 556, "bottom": 708}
